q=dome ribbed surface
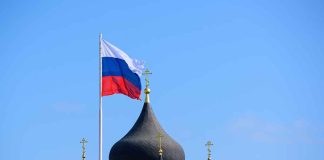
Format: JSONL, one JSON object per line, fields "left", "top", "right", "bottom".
{"left": 109, "top": 102, "right": 185, "bottom": 160}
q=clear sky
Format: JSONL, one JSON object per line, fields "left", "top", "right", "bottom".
{"left": 1, "top": 0, "right": 324, "bottom": 160}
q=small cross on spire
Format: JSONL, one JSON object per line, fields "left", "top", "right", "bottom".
{"left": 157, "top": 132, "right": 164, "bottom": 159}
{"left": 80, "top": 138, "right": 88, "bottom": 160}
{"left": 205, "top": 141, "right": 213, "bottom": 160}
{"left": 142, "top": 68, "right": 152, "bottom": 103}
{"left": 143, "top": 68, "right": 152, "bottom": 88}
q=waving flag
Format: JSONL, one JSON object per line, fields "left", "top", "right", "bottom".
{"left": 100, "top": 39, "right": 144, "bottom": 99}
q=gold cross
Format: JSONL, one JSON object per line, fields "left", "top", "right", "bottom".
{"left": 205, "top": 141, "right": 213, "bottom": 160}
{"left": 157, "top": 132, "right": 164, "bottom": 156}
{"left": 143, "top": 68, "right": 152, "bottom": 88}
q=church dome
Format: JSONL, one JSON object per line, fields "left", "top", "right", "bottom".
{"left": 109, "top": 102, "right": 185, "bottom": 160}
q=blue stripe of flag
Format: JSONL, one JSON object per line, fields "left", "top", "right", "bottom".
{"left": 102, "top": 57, "right": 142, "bottom": 90}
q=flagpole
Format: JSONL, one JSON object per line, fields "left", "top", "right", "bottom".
{"left": 99, "top": 33, "right": 103, "bottom": 160}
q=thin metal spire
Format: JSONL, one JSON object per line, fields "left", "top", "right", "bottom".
{"left": 143, "top": 68, "right": 152, "bottom": 103}
{"left": 205, "top": 141, "right": 213, "bottom": 160}
{"left": 157, "top": 132, "right": 164, "bottom": 160}
{"left": 80, "top": 138, "right": 88, "bottom": 160}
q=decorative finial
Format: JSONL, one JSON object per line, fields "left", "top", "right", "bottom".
{"left": 142, "top": 68, "right": 152, "bottom": 103}
{"left": 157, "top": 132, "right": 164, "bottom": 159}
{"left": 205, "top": 141, "right": 213, "bottom": 160}
{"left": 80, "top": 138, "right": 88, "bottom": 160}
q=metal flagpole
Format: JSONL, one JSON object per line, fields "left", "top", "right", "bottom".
{"left": 99, "top": 33, "right": 103, "bottom": 160}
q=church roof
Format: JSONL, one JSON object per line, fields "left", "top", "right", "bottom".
{"left": 109, "top": 102, "right": 185, "bottom": 160}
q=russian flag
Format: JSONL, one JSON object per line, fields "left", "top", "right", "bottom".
{"left": 101, "top": 39, "right": 144, "bottom": 100}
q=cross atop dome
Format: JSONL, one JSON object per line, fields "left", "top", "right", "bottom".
{"left": 143, "top": 68, "right": 152, "bottom": 103}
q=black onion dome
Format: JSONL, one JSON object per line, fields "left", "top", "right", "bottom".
{"left": 109, "top": 102, "right": 185, "bottom": 160}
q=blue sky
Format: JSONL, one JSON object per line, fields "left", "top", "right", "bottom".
{"left": 1, "top": 0, "right": 324, "bottom": 160}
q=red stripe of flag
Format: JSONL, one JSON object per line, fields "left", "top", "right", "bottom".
{"left": 102, "top": 76, "right": 141, "bottom": 100}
